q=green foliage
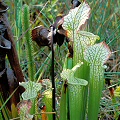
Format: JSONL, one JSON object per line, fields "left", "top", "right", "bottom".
{"left": 60, "top": 1, "right": 113, "bottom": 120}
{"left": 0, "top": 0, "right": 119, "bottom": 120}
{"left": 62, "top": 2, "right": 90, "bottom": 35}
{"left": 0, "top": 88, "right": 19, "bottom": 119}
{"left": 85, "top": 42, "right": 111, "bottom": 120}
{"left": 59, "top": 81, "right": 68, "bottom": 120}
{"left": 19, "top": 81, "right": 42, "bottom": 100}
{"left": 14, "top": 0, "right": 22, "bottom": 57}
{"left": 43, "top": 90, "right": 53, "bottom": 120}
{"left": 22, "top": 4, "right": 35, "bottom": 81}
{"left": 0, "top": 93, "right": 11, "bottom": 120}
{"left": 61, "top": 63, "right": 88, "bottom": 120}
{"left": 19, "top": 81, "right": 42, "bottom": 117}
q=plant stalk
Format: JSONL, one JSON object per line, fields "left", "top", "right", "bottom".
{"left": 50, "top": 26, "right": 56, "bottom": 120}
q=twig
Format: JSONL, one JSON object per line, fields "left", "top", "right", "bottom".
{"left": 110, "top": 62, "right": 120, "bottom": 72}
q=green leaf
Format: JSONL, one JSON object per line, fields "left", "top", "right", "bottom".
{"left": 115, "top": 86, "right": 120, "bottom": 97}
{"left": 61, "top": 62, "right": 88, "bottom": 86}
{"left": 59, "top": 81, "right": 68, "bottom": 120}
{"left": 61, "top": 62, "right": 83, "bottom": 81}
{"left": 74, "top": 31, "right": 100, "bottom": 59}
{"left": 84, "top": 42, "right": 111, "bottom": 120}
{"left": 62, "top": 1, "right": 91, "bottom": 37}
{"left": 61, "top": 63, "right": 88, "bottom": 120}
{"left": 43, "top": 90, "right": 52, "bottom": 120}
{"left": 19, "top": 81, "right": 42, "bottom": 100}
{"left": 84, "top": 42, "right": 111, "bottom": 65}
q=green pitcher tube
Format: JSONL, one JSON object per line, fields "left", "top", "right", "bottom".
{"left": 43, "top": 90, "right": 53, "bottom": 120}
{"left": 68, "top": 78, "right": 88, "bottom": 120}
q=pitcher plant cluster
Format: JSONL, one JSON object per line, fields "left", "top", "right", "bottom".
{"left": 13, "top": 1, "right": 112, "bottom": 120}
{"left": 0, "top": 1, "right": 115, "bottom": 120}
{"left": 59, "top": 1, "right": 112, "bottom": 120}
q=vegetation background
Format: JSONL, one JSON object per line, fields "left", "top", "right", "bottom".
{"left": 0, "top": 0, "right": 120, "bottom": 119}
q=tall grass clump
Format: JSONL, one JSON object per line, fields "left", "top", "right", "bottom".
{"left": 14, "top": 0, "right": 22, "bottom": 57}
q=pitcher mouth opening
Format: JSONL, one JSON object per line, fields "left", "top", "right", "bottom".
{"left": 0, "top": 2, "right": 9, "bottom": 13}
